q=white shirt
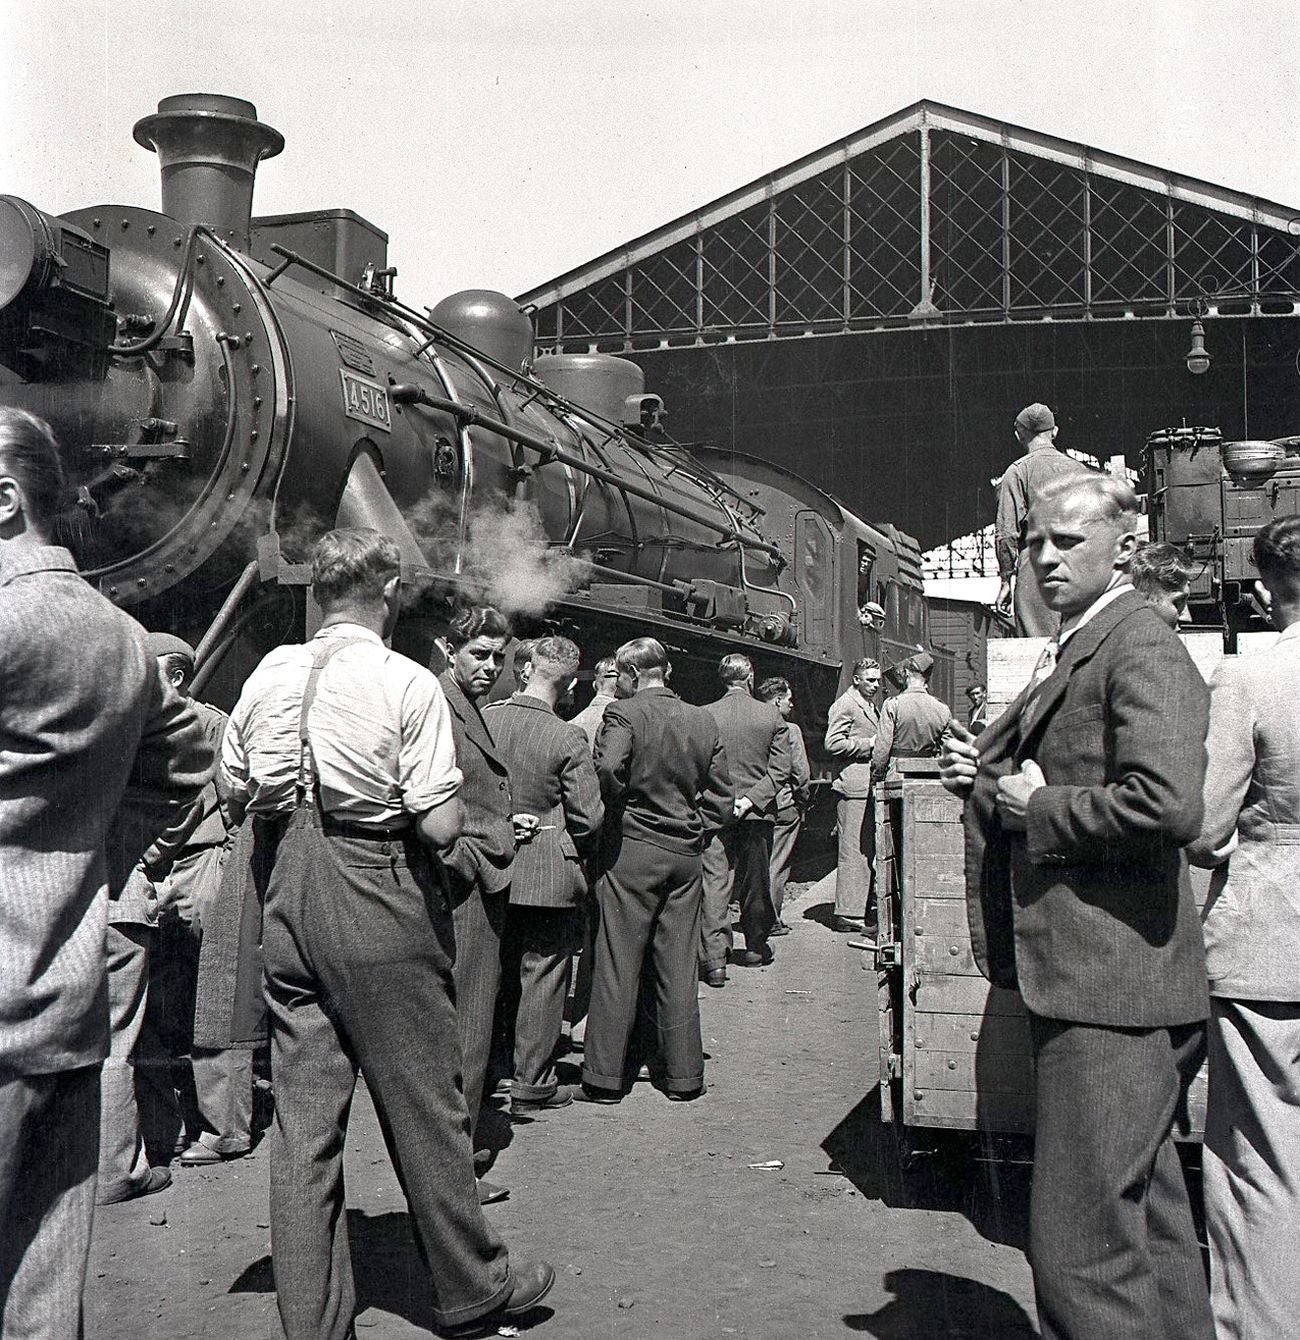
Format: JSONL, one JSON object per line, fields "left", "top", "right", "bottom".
{"left": 1057, "top": 581, "right": 1134, "bottom": 649}
{"left": 222, "top": 623, "right": 462, "bottom": 825}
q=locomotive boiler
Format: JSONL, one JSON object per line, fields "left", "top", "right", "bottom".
{"left": 1145, "top": 423, "right": 1300, "bottom": 643}
{"left": 0, "top": 92, "right": 933, "bottom": 733}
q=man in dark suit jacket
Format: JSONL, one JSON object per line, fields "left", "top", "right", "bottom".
{"left": 437, "top": 607, "right": 515, "bottom": 1195}
{"left": 582, "top": 637, "right": 731, "bottom": 1102}
{"left": 941, "top": 473, "right": 1213, "bottom": 1340}
{"left": 700, "top": 654, "right": 792, "bottom": 985}
{"left": 485, "top": 637, "right": 603, "bottom": 1116}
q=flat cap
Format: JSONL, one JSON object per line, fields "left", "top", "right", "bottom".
{"left": 144, "top": 631, "right": 196, "bottom": 662}
{"left": 1015, "top": 402, "right": 1056, "bottom": 435}
{"left": 861, "top": 600, "right": 886, "bottom": 618}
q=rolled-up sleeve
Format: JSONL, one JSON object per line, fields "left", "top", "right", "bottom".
{"left": 398, "top": 673, "right": 464, "bottom": 813}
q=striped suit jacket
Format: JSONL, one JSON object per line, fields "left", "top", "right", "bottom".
{"left": 438, "top": 670, "right": 515, "bottom": 895}
{"left": 484, "top": 694, "right": 603, "bottom": 908}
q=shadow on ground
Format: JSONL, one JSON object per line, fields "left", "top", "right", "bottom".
{"left": 843, "top": 1268, "right": 1038, "bottom": 1338}
{"left": 231, "top": 1211, "right": 553, "bottom": 1333}
{"left": 821, "top": 1087, "right": 1033, "bottom": 1251}
{"left": 801, "top": 900, "right": 841, "bottom": 929}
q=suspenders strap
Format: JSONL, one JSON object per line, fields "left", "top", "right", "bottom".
{"left": 295, "top": 636, "right": 369, "bottom": 804}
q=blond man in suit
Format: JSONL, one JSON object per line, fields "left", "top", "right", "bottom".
{"left": 825, "top": 658, "right": 882, "bottom": 932}
{"left": 486, "top": 638, "right": 603, "bottom": 1116}
{"left": 942, "top": 473, "right": 1212, "bottom": 1340}
{"left": 1188, "top": 516, "right": 1300, "bottom": 1340}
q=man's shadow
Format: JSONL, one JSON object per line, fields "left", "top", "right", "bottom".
{"left": 844, "top": 1268, "right": 1038, "bottom": 1338}
{"left": 821, "top": 1086, "right": 1032, "bottom": 1251}
{"left": 231, "top": 1210, "right": 553, "bottom": 1331}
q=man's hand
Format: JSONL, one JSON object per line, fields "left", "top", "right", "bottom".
{"left": 939, "top": 723, "right": 981, "bottom": 797}
{"left": 996, "top": 576, "right": 1013, "bottom": 614}
{"left": 733, "top": 796, "right": 754, "bottom": 820}
{"left": 512, "top": 812, "right": 542, "bottom": 844}
{"left": 995, "top": 760, "right": 1046, "bottom": 831}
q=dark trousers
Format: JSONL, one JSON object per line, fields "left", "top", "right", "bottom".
{"left": 1028, "top": 1013, "right": 1213, "bottom": 1340}
{"left": 262, "top": 809, "right": 510, "bottom": 1339}
{"left": 0, "top": 1064, "right": 100, "bottom": 1340}
{"left": 145, "top": 900, "right": 253, "bottom": 1157}
{"left": 584, "top": 838, "right": 705, "bottom": 1095}
{"left": 769, "top": 806, "right": 801, "bottom": 920}
{"left": 500, "top": 905, "right": 585, "bottom": 1101}
{"left": 699, "top": 820, "right": 776, "bottom": 969}
{"left": 449, "top": 878, "right": 508, "bottom": 1139}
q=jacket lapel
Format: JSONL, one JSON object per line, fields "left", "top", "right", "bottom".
{"left": 441, "top": 672, "right": 500, "bottom": 761}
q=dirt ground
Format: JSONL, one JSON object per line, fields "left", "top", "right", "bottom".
{"left": 85, "top": 883, "right": 1041, "bottom": 1339}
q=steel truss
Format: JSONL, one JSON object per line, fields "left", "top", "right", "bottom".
{"left": 524, "top": 103, "right": 1300, "bottom": 353}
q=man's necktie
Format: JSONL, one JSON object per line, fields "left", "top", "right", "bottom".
{"left": 1019, "top": 639, "right": 1060, "bottom": 733}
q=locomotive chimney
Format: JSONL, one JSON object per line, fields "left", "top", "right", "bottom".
{"left": 133, "top": 94, "right": 284, "bottom": 250}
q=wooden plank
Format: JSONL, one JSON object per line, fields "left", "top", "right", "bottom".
{"left": 986, "top": 638, "right": 1047, "bottom": 721}
{"left": 904, "top": 1086, "right": 1035, "bottom": 1133}
{"left": 913, "top": 1010, "right": 1030, "bottom": 1054}
{"left": 1239, "top": 631, "right": 1280, "bottom": 656}
{"left": 913, "top": 975, "right": 1025, "bottom": 1015}
{"left": 1182, "top": 631, "right": 1227, "bottom": 683}
{"left": 912, "top": 1049, "right": 1033, "bottom": 1094}
{"left": 916, "top": 944, "right": 983, "bottom": 976}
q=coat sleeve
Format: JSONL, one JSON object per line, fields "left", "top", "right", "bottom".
{"left": 789, "top": 726, "right": 811, "bottom": 798}
{"left": 995, "top": 465, "right": 1027, "bottom": 578}
{"left": 559, "top": 731, "right": 604, "bottom": 856}
{"left": 871, "top": 699, "right": 898, "bottom": 778}
{"left": 746, "top": 711, "right": 792, "bottom": 813}
{"left": 1185, "top": 659, "right": 1255, "bottom": 868}
{"left": 107, "top": 665, "right": 213, "bottom": 896}
{"left": 1025, "top": 622, "right": 1209, "bottom": 864}
{"left": 593, "top": 705, "right": 633, "bottom": 807}
{"left": 825, "top": 698, "right": 871, "bottom": 758}
{"left": 699, "top": 727, "right": 734, "bottom": 834}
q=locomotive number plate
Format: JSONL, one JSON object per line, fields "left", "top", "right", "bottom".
{"left": 339, "top": 370, "right": 391, "bottom": 433}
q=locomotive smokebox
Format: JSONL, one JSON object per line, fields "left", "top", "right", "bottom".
{"left": 133, "top": 93, "right": 284, "bottom": 249}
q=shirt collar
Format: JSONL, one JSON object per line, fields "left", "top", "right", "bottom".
{"left": 1057, "top": 581, "right": 1134, "bottom": 648}
{"left": 0, "top": 544, "right": 80, "bottom": 587}
{"left": 312, "top": 621, "right": 383, "bottom": 646}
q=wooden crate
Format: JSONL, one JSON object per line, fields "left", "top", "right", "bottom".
{"left": 875, "top": 759, "right": 1211, "bottom": 1138}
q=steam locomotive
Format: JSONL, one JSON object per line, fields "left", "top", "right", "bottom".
{"left": 1145, "top": 424, "right": 1300, "bottom": 642}
{"left": 0, "top": 93, "right": 940, "bottom": 752}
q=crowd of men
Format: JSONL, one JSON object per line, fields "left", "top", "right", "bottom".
{"left": 1, "top": 402, "right": 1295, "bottom": 1340}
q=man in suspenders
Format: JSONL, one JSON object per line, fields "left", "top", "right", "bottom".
{"left": 221, "top": 529, "right": 553, "bottom": 1340}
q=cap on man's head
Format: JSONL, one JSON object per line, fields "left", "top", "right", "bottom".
{"left": 144, "top": 631, "right": 196, "bottom": 662}
{"left": 861, "top": 600, "right": 886, "bottom": 619}
{"left": 1014, "top": 403, "right": 1056, "bottom": 435}
{"left": 908, "top": 650, "right": 935, "bottom": 676}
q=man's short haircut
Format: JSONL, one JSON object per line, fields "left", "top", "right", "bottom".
{"left": 1035, "top": 471, "right": 1140, "bottom": 528}
{"left": 311, "top": 528, "right": 400, "bottom": 607}
{"left": 718, "top": 653, "right": 753, "bottom": 685}
{"left": 852, "top": 657, "right": 881, "bottom": 676}
{"left": 756, "top": 676, "right": 791, "bottom": 703}
{"left": 965, "top": 683, "right": 986, "bottom": 700}
{"left": 446, "top": 605, "right": 512, "bottom": 649}
{"left": 1253, "top": 516, "right": 1300, "bottom": 602}
{"left": 158, "top": 652, "right": 194, "bottom": 687}
{"left": 615, "top": 636, "right": 668, "bottom": 676}
{"left": 593, "top": 656, "right": 617, "bottom": 680}
{"left": 512, "top": 638, "right": 537, "bottom": 674}
{"left": 1130, "top": 542, "right": 1196, "bottom": 596}
{"left": 0, "top": 408, "right": 65, "bottom": 530}
{"left": 531, "top": 636, "right": 580, "bottom": 682}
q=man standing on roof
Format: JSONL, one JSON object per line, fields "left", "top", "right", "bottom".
{"left": 996, "top": 403, "right": 1087, "bottom": 637}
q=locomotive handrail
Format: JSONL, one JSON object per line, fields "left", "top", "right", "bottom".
{"left": 388, "top": 383, "right": 787, "bottom": 565}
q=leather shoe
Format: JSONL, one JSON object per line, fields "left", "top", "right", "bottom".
{"left": 476, "top": 1178, "right": 509, "bottom": 1206}
{"left": 704, "top": 967, "right": 727, "bottom": 988}
{"left": 732, "top": 945, "right": 774, "bottom": 967}
{"left": 573, "top": 1083, "right": 621, "bottom": 1105}
{"left": 667, "top": 1087, "right": 704, "bottom": 1102}
{"left": 440, "top": 1260, "right": 555, "bottom": 1336}
{"left": 511, "top": 1085, "right": 574, "bottom": 1114}
{"left": 832, "top": 916, "right": 865, "bottom": 934}
{"left": 179, "top": 1141, "right": 247, "bottom": 1166}
{"left": 99, "top": 1167, "right": 172, "bottom": 1205}
{"left": 769, "top": 921, "right": 791, "bottom": 936}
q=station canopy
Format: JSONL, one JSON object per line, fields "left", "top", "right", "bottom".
{"left": 519, "top": 101, "right": 1300, "bottom": 351}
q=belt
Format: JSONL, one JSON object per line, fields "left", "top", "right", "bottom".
{"left": 319, "top": 813, "right": 411, "bottom": 841}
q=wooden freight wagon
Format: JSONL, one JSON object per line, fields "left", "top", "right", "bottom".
{"left": 870, "top": 759, "right": 1211, "bottom": 1145}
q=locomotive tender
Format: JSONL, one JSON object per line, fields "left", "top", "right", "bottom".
{"left": 0, "top": 93, "right": 938, "bottom": 745}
